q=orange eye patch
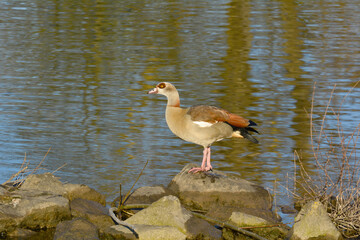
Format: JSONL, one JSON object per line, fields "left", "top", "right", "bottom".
{"left": 158, "top": 83, "right": 166, "bottom": 89}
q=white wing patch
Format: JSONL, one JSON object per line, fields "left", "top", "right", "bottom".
{"left": 193, "top": 121, "right": 217, "bottom": 127}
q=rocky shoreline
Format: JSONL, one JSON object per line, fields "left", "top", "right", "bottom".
{"left": 0, "top": 163, "right": 342, "bottom": 239}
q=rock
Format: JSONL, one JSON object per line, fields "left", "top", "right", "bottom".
{"left": 0, "top": 189, "right": 71, "bottom": 230}
{"left": 6, "top": 228, "right": 36, "bottom": 238}
{"left": 17, "top": 191, "right": 71, "bottom": 230}
{"left": 133, "top": 185, "right": 166, "bottom": 196}
{"left": 19, "top": 173, "right": 106, "bottom": 206}
{"left": 123, "top": 195, "right": 221, "bottom": 239}
{"left": 0, "top": 193, "right": 12, "bottom": 205}
{"left": 206, "top": 205, "right": 278, "bottom": 223}
{"left": 227, "top": 211, "right": 288, "bottom": 240}
{"left": 20, "top": 173, "right": 66, "bottom": 195}
{"left": 107, "top": 224, "right": 187, "bottom": 240}
{"left": 168, "top": 164, "right": 272, "bottom": 212}
{"left": 54, "top": 217, "right": 99, "bottom": 240}
{"left": 125, "top": 195, "right": 192, "bottom": 233}
{"left": 70, "top": 198, "right": 114, "bottom": 231}
{"left": 0, "top": 182, "right": 71, "bottom": 235}
{"left": 0, "top": 173, "right": 109, "bottom": 237}
{"left": 289, "top": 200, "right": 342, "bottom": 240}
{"left": 280, "top": 205, "right": 297, "bottom": 214}
{"left": 0, "top": 212, "right": 18, "bottom": 234}
{"left": 7, "top": 228, "right": 56, "bottom": 239}
{"left": 64, "top": 183, "right": 106, "bottom": 206}
{"left": 101, "top": 224, "right": 137, "bottom": 240}
{"left": 185, "top": 216, "right": 222, "bottom": 240}
{"left": 294, "top": 199, "right": 306, "bottom": 211}
{"left": 1, "top": 173, "right": 116, "bottom": 238}
{"left": 112, "top": 185, "right": 169, "bottom": 207}
{"left": 230, "top": 211, "right": 269, "bottom": 226}
{"left": 0, "top": 186, "right": 9, "bottom": 196}
{"left": 111, "top": 185, "right": 171, "bottom": 219}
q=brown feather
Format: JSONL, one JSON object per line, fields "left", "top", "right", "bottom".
{"left": 187, "top": 105, "right": 230, "bottom": 123}
{"left": 187, "top": 105, "right": 252, "bottom": 128}
{"left": 227, "top": 113, "right": 251, "bottom": 128}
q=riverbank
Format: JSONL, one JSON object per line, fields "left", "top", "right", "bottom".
{"left": 0, "top": 164, "right": 342, "bottom": 239}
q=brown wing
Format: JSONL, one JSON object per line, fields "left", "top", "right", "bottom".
{"left": 187, "top": 105, "right": 250, "bottom": 127}
{"left": 227, "top": 112, "right": 251, "bottom": 128}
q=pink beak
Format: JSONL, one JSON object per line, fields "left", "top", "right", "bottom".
{"left": 148, "top": 88, "right": 158, "bottom": 94}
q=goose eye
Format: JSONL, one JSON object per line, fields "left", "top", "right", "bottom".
{"left": 158, "top": 83, "right": 166, "bottom": 89}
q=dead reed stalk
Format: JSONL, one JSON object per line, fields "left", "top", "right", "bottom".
{"left": 3, "top": 147, "right": 66, "bottom": 187}
{"left": 290, "top": 81, "right": 360, "bottom": 238}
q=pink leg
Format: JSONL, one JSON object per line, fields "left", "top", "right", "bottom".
{"left": 200, "top": 148, "right": 208, "bottom": 170}
{"left": 205, "top": 147, "right": 212, "bottom": 171}
{"left": 189, "top": 147, "right": 212, "bottom": 173}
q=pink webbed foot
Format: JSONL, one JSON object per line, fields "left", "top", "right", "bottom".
{"left": 188, "top": 147, "right": 213, "bottom": 173}
{"left": 188, "top": 166, "right": 212, "bottom": 173}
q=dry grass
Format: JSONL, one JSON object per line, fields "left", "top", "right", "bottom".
{"left": 3, "top": 147, "right": 66, "bottom": 187}
{"left": 288, "top": 81, "right": 360, "bottom": 238}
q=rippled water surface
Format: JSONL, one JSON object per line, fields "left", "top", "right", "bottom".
{"left": 1, "top": 0, "right": 360, "bottom": 219}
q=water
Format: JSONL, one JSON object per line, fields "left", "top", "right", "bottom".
{"left": 1, "top": 0, "right": 360, "bottom": 223}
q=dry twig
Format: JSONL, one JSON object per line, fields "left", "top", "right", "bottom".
{"left": 288, "top": 81, "right": 360, "bottom": 238}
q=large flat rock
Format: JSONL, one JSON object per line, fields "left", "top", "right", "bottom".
{"left": 168, "top": 164, "right": 272, "bottom": 211}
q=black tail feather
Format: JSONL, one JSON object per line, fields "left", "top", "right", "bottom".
{"left": 245, "top": 127, "right": 259, "bottom": 134}
{"left": 248, "top": 120, "right": 257, "bottom": 126}
{"left": 240, "top": 128, "right": 259, "bottom": 144}
{"left": 228, "top": 119, "right": 259, "bottom": 144}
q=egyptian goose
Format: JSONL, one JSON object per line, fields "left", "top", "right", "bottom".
{"left": 148, "top": 82, "right": 258, "bottom": 173}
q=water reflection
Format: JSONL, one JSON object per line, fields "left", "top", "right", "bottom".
{"left": 0, "top": 1, "right": 359, "bottom": 222}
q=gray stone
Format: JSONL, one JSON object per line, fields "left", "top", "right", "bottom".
{"left": 0, "top": 173, "right": 109, "bottom": 236}
{"left": 54, "top": 217, "right": 99, "bottom": 240}
{"left": 112, "top": 185, "right": 169, "bottom": 208}
{"left": 20, "top": 173, "right": 66, "bottom": 195}
{"left": 0, "top": 211, "right": 19, "bottom": 234}
{"left": 18, "top": 191, "right": 71, "bottom": 230}
{"left": 185, "top": 216, "right": 222, "bottom": 240}
{"left": 6, "top": 228, "right": 37, "bottom": 239}
{"left": 102, "top": 224, "right": 137, "bottom": 239}
{"left": 290, "top": 200, "right": 342, "bottom": 240}
{"left": 64, "top": 183, "right": 106, "bottom": 206}
{"left": 132, "top": 186, "right": 166, "bottom": 197}
{"left": 19, "top": 173, "right": 106, "bottom": 206}
{"left": 168, "top": 164, "right": 272, "bottom": 212}
{"left": 228, "top": 211, "right": 288, "bottom": 240}
{"left": 0, "top": 189, "right": 71, "bottom": 231}
{"left": 280, "top": 205, "right": 297, "bottom": 214}
{"left": 125, "top": 195, "right": 192, "bottom": 234}
{"left": 206, "top": 205, "right": 278, "bottom": 223}
{"left": 0, "top": 186, "right": 9, "bottom": 196}
{"left": 109, "top": 224, "right": 187, "bottom": 240}
{"left": 123, "top": 195, "right": 221, "bottom": 239}
{"left": 128, "top": 185, "right": 168, "bottom": 204}
{"left": 230, "top": 211, "right": 270, "bottom": 226}
{"left": 70, "top": 198, "right": 114, "bottom": 231}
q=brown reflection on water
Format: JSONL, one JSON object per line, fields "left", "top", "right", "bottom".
{"left": 279, "top": 0, "right": 313, "bottom": 168}
{"left": 216, "top": 0, "right": 259, "bottom": 176}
